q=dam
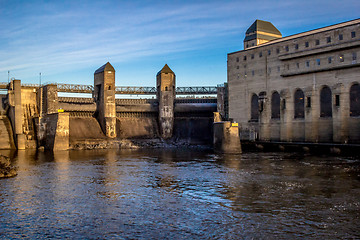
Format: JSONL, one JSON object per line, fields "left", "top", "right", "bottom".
{"left": 0, "top": 63, "right": 228, "bottom": 150}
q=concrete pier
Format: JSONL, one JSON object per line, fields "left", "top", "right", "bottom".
{"left": 213, "top": 121, "right": 242, "bottom": 153}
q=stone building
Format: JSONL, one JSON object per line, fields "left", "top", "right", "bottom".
{"left": 228, "top": 19, "right": 360, "bottom": 143}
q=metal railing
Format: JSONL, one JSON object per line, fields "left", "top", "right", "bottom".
{"left": 176, "top": 86, "right": 217, "bottom": 94}
{"left": 115, "top": 86, "right": 157, "bottom": 95}
{"left": 0, "top": 82, "right": 219, "bottom": 95}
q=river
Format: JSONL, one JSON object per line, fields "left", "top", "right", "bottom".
{"left": 0, "top": 149, "right": 359, "bottom": 239}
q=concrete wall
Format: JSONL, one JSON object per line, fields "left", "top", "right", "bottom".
{"left": 69, "top": 117, "right": 105, "bottom": 141}
{"left": 0, "top": 116, "right": 15, "bottom": 149}
{"left": 173, "top": 117, "right": 213, "bottom": 144}
{"left": 116, "top": 117, "right": 159, "bottom": 139}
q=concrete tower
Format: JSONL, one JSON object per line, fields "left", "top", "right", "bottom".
{"left": 244, "top": 19, "right": 282, "bottom": 49}
{"left": 157, "top": 64, "right": 175, "bottom": 139}
{"left": 94, "top": 62, "right": 116, "bottom": 138}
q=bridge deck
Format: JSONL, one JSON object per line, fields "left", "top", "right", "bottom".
{"left": 0, "top": 82, "right": 218, "bottom": 95}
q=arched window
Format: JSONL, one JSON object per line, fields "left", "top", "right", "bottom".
{"left": 294, "top": 89, "right": 304, "bottom": 119}
{"left": 350, "top": 84, "right": 360, "bottom": 116}
{"left": 251, "top": 94, "right": 259, "bottom": 121}
{"left": 271, "top": 92, "right": 280, "bottom": 119}
{"left": 320, "top": 86, "right": 332, "bottom": 117}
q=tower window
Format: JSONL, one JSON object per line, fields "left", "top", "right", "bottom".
{"left": 305, "top": 42, "right": 309, "bottom": 47}
{"left": 328, "top": 57, "right": 332, "bottom": 63}
{"left": 243, "top": 56, "right": 247, "bottom": 61}
{"left": 306, "top": 96, "right": 311, "bottom": 108}
{"left": 339, "top": 34, "right": 343, "bottom": 40}
{"left": 285, "top": 46, "right": 289, "bottom": 52}
{"left": 353, "top": 52, "right": 357, "bottom": 61}
{"left": 316, "top": 39, "right": 320, "bottom": 45}
{"left": 236, "top": 57, "right": 239, "bottom": 62}
{"left": 316, "top": 59, "right": 321, "bottom": 65}
{"left": 306, "top": 61, "right": 310, "bottom": 67}
{"left": 259, "top": 52, "right": 262, "bottom": 57}
{"left": 335, "top": 95, "right": 340, "bottom": 107}
{"left": 295, "top": 44, "right": 299, "bottom": 50}
{"left": 251, "top": 54, "right": 254, "bottom": 59}
{"left": 351, "top": 31, "right": 356, "bottom": 38}
{"left": 276, "top": 48, "right": 280, "bottom": 54}
{"left": 327, "top": 37, "right": 331, "bottom": 43}
{"left": 268, "top": 50, "right": 271, "bottom": 56}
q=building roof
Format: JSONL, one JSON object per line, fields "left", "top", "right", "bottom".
{"left": 157, "top": 64, "right": 174, "bottom": 76}
{"left": 94, "top": 62, "right": 115, "bottom": 74}
{"left": 231, "top": 18, "right": 360, "bottom": 54}
{"left": 244, "top": 19, "right": 282, "bottom": 42}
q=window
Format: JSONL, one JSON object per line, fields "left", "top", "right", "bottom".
{"left": 351, "top": 31, "right": 356, "bottom": 38}
{"left": 268, "top": 50, "right": 271, "bottom": 56}
{"left": 316, "top": 39, "right": 320, "bottom": 45}
{"left": 305, "top": 42, "right": 309, "bottom": 47}
{"left": 339, "top": 34, "right": 343, "bottom": 40}
{"left": 353, "top": 52, "right": 357, "bottom": 61}
{"left": 327, "top": 37, "right": 331, "bottom": 43}
{"left": 236, "top": 57, "right": 239, "bottom": 62}
{"left": 271, "top": 92, "right": 280, "bottom": 119}
{"left": 296, "top": 63, "right": 300, "bottom": 68}
{"left": 259, "top": 52, "right": 262, "bottom": 57}
{"left": 306, "top": 61, "right": 310, "bottom": 67}
{"left": 246, "top": 44, "right": 249, "bottom": 48}
{"left": 277, "top": 66, "right": 280, "bottom": 72}
{"left": 339, "top": 55, "right": 344, "bottom": 62}
{"left": 316, "top": 59, "right": 321, "bottom": 65}
{"left": 295, "top": 44, "right": 299, "bottom": 50}
{"left": 243, "top": 56, "right": 247, "bottom": 61}
{"left": 320, "top": 86, "right": 332, "bottom": 117}
{"left": 350, "top": 84, "right": 360, "bottom": 116}
{"left": 252, "top": 43, "right": 254, "bottom": 46}
{"left": 306, "top": 96, "right": 311, "bottom": 108}
{"left": 252, "top": 70, "right": 255, "bottom": 76}
{"left": 251, "top": 54, "right": 254, "bottom": 59}
{"left": 251, "top": 94, "right": 259, "bottom": 121}
{"left": 328, "top": 57, "right": 332, "bottom": 64}
{"left": 335, "top": 95, "right": 340, "bottom": 107}
{"left": 294, "top": 89, "right": 305, "bottom": 119}
{"left": 276, "top": 48, "right": 280, "bottom": 54}
{"left": 285, "top": 46, "right": 289, "bottom": 52}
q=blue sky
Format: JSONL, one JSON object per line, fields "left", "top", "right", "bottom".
{"left": 0, "top": 0, "right": 359, "bottom": 87}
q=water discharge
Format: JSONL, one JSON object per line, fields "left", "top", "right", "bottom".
{"left": 0, "top": 149, "right": 359, "bottom": 239}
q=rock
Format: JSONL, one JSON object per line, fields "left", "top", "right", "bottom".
{"left": 0, "top": 155, "right": 17, "bottom": 178}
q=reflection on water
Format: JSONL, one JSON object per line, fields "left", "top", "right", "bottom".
{"left": 0, "top": 149, "right": 359, "bottom": 239}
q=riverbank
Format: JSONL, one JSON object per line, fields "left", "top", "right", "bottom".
{"left": 242, "top": 141, "right": 360, "bottom": 156}
{"left": 0, "top": 155, "right": 17, "bottom": 178}
{"left": 70, "top": 138, "right": 211, "bottom": 150}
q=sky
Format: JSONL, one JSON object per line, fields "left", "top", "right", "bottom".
{"left": 0, "top": 0, "right": 359, "bottom": 87}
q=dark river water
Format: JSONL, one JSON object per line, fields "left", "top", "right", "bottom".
{"left": 0, "top": 149, "right": 359, "bottom": 239}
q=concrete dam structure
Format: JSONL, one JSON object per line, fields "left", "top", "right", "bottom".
{"left": 0, "top": 63, "right": 227, "bottom": 150}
